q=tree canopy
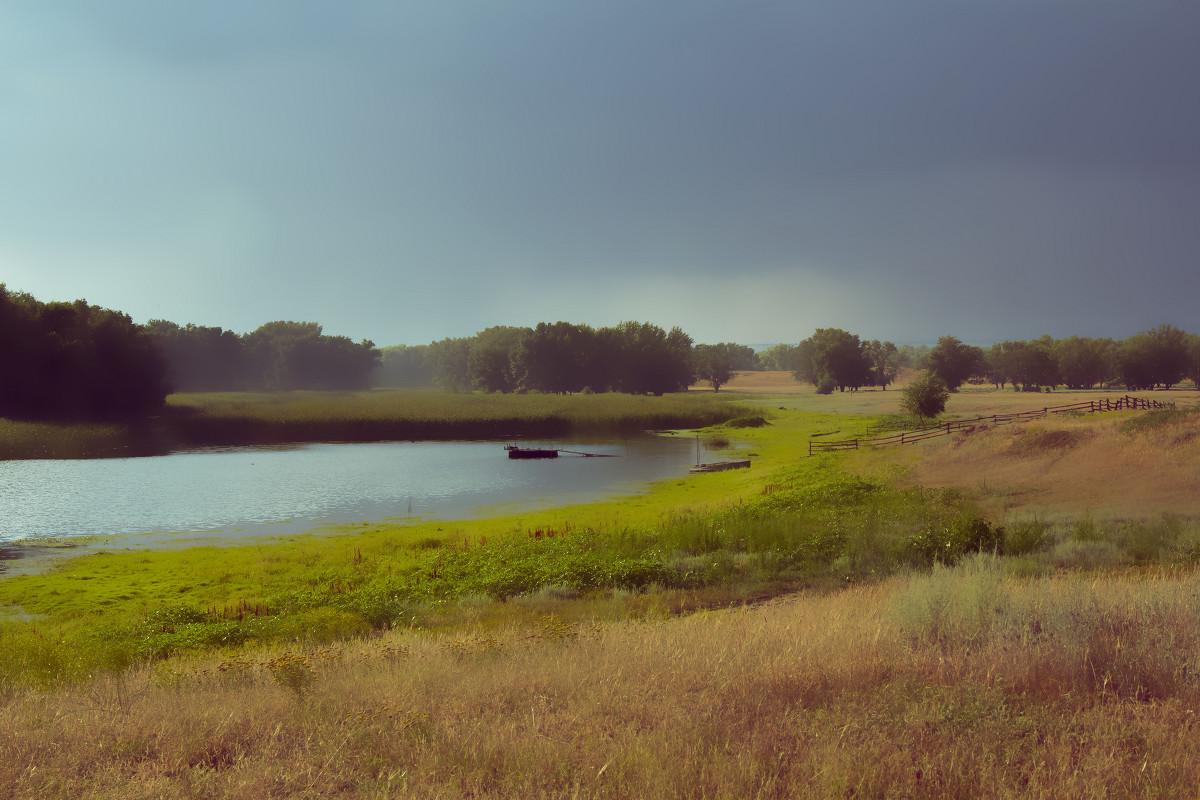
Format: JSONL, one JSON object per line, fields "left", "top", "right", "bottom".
{"left": 793, "top": 329, "right": 896, "bottom": 393}
{"left": 148, "top": 319, "right": 380, "bottom": 392}
{"left": 927, "top": 336, "right": 985, "bottom": 392}
{"left": 901, "top": 370, "right": 950, "bottom": 420}
{"left": 0, "top": 285, "right": 169, "bottom": 420}
{"left": 693, "top": 343, "right": 745, "bottom": 392}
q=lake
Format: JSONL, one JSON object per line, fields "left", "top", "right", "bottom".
{"left": 0, "top": 436, "right": 700, "bottom": 545}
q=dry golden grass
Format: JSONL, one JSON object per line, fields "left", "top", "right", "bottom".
{"left": 5, "top": 562, "right": 1200, "bottom": 798}
{"left": 871, "top": 409, "right": 1200, "bottom": 521}
{"left": 698, "top": 370, "right": 1197, "bottom": 417}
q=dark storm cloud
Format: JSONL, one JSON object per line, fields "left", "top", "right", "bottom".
{"left": 2, "top": 1, "right": 1197, "bottom": 344}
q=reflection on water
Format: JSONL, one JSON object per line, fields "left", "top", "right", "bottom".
{"left": 0, "top": 437, "right": 697, "bottom": 544}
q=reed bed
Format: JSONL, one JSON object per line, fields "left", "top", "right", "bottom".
{"left": 4, "top": 560, "right": 1200, "bottom": 798}
{"left": 0, "top": 390, "right": 747, "bottom": 458}
{"left": 163, "top": 390, "right": 748, "bottom": 445}
{"left": 0, "top": 419, "right": 135, "bottom": 460}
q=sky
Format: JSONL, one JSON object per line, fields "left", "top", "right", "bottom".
{"left": 3, "top": 1, "right": 1198, "bottom": 348}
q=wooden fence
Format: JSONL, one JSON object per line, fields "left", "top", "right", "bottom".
{"left": 809, "top": 395, "right": 1176, "bottom": 455}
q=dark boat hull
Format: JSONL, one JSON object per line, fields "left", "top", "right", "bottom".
{"left": 688, "top": 459, "right": 750, "bottom": 473}
{"left": 505, "top": 446, "right": 560, "bottom": 459}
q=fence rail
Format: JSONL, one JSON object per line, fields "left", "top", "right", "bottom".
{"left": 809, "top": 395, "right": 1176, "bottom": 455}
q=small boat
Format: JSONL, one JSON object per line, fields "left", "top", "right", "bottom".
{"left": 689, "top": 459, "right": 751, "bottom": 473}
{"left": 505, "top": 445, "right": 560, "bottom": 459}
{"left": 688, "top": 434, "right": 750, "bottom": 473}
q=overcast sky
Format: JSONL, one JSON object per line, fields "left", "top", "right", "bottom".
{"left": 3, "top": 1, "right": 1198, "bottom": 347}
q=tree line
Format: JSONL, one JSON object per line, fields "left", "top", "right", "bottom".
{"left": 5, "top": 283, "right": 1199, "bottom": 424}
{"left": 775, "top": 324, "right": 1200, "bottom": 395}
{"left": 380, "top": 322, "right": 755, "bottom": 395}
{"left": 146, "top": 320, "right": 379, "bottom": 393}
{"left": 0, "top": 285, "right": 169, "bottom": 420}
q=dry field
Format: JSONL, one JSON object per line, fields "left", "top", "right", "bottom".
{"left": 698, "top": 370, "right": 1196, "bottom": 417}
{"left": 705, "top": 371, "right": 1200, "bottom": 521}
{"left": 5, "top": 561, "right": 1200, "bottom": 799}
{"left": 847, "top": 399, "right": 1200, "bottom": 522}
{"left": 894, "top": 416, "right": 1200, "bottom": 520}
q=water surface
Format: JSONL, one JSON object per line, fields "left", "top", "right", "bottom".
{"left": 0, "top": 437, "right": 697, "bottom": 545}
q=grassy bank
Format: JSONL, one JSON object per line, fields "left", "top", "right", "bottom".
{"left": 0, "top": 390, "right": 750, "bottom": 458}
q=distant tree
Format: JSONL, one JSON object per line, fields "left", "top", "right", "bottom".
{"left": 900, "top": 370, "right": 950, "bottom": 421}
{"left": 693, "top": 343, "right": 741, "bottom": 392}
{"left": 1187, "top": 334, "right": 1200, "bottom": 390}
{"left": 792, "top": 339, "right": 818, "bottom": 384}
{"left": 989, "top": 339, "right": 1058, "bottom": 392}
{"left": 425, "top": 337, "right": 472, "bottom": 392}
{"left": 516, "top": 322, "right": 599, "bottom": 393}
{"left": 724, "top": 343, "right": 760, "bottom": 371}
{"left": 1146, "top": 323, "right": 1190, "bottom": 388}
{"left": 895, "top": 344, "right": 931, "bottom": 370}
{"left": 605, "top": 322, "right": 694, "bottom": 395}
{"left": 982, "top": 344, "right": 1009, "bottom": 390}
{"left": 241, "top": 321, "right": 378, "bottom": 391}
{"left": 795, "top": 328, "right": 871, "bottom": 392}
{"left": 377, "top": 344, "right": 434, "bottom": 387}
{"left": 864, "top": 340, "right": 900, "bottom": 390}
{"left": 758, "top": 343, "right": 799, "bottom": 372}
{"left": 242, "top": 321, "right": 321, "bottom": 391}
{"left": 1116, "top": 324, "right": 1190, "bottom": 390}
{"left": 467, "top": 326, "right": 528, "bottom": 393}
{"left": 927, "top": 336, "right": 984, "bottom": 392}
{"left": 1054, "top": 336, "right": 1113, "bottom": 390}
{"left": 1116, "top": 335, "right": 1157, "bottom": 391}
{"left": 146, "top": 319, "right": 247, "bottom": 392}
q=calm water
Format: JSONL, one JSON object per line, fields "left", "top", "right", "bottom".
{"left": 0, "top": 437, "right": 698, "bottom": 544}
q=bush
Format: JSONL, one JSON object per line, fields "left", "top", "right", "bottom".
{"left": 900, "top": 370, "right": 949, "bottom": 420}
{"left": 1006, "top": 518, "right": 1050, "bottom": 555}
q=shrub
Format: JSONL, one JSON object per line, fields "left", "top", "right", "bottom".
{"left": 906, "top": 516, "right": 1004, "bottom": 565}
{"left": 900, "top": 370, "right": 949, "bottom": 420}
{"left": 1006, "top": 518, "right": 1050, "bottom": 555}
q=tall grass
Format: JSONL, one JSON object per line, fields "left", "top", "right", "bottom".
{"left": 5, "top": 563, "right": 1200, "bottom": 798}
{"left": 0, "top": 419, "right": 136, "bottom": 459}
{"left": 163, "top": 389, "right": 749, "bottom": 445}
{"left": 0, "top": 390, "right": 748, "bottom": 459}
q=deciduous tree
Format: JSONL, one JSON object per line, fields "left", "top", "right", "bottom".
{"left": 927, "top": 336, "right": 984, "bottom": 392}
{"left": 900, "top": 370, "right": 949, "bottom": 420}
